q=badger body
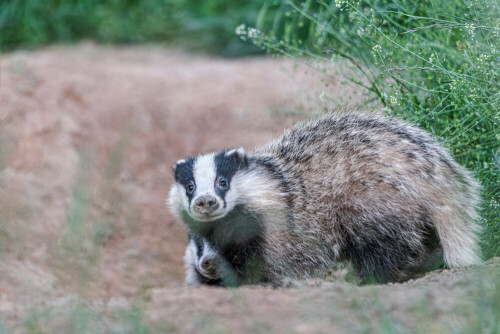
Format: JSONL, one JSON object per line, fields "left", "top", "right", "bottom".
{"left": 169, "top": 113, "right": 482, "bottom": 286}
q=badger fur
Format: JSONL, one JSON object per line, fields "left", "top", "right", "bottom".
{"left": 169, "top": 112, "right": 482, "bottom": 286}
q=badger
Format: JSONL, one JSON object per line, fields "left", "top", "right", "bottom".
{"left": 183, "top": 233, "right": 223, "bottom": 287}
{"left": 169, "top": 112, "right": 482, "bottom": 286}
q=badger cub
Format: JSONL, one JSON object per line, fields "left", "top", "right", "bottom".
{"left": 169, "top": 113, "right": 482, "bottom": 286}
{"left": 184, "top": 233, "right": 221, "bottom": 287}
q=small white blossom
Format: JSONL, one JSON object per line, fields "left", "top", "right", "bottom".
{"left": 465, "top": 23, "right": 476, "bottom": 38}
{"left": 235, "top": 24, "right": 246, "bottom": 36}
{"left": 372, "top": 44, "right": 382, "bottom": 53}
{"left": 449, "top": 80, "right": 459, "bottom": 90}
{"left": 247, "top": 27, "right": 260, "bottom": 39}
{"left": 493, "top": 24, "right": 499, "bottom": 38}
{"left": 477, "top": 54, "right": 488, "bottom": 65}
{"left": 490, "top": 198, "right": 499, "bottom": 209}
{"left": 235, "top": 24, "right": 247, "bottom": 41}
{"left": 335, "top": 0, "right": 348, "bottom": 10}
{"left": 465, "top": 23, "right": 475, "bottom": 33}
{"left": 429, "top": 53, "right": 436, "bottom": 63}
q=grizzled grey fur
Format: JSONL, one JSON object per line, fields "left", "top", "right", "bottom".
{"left": 169, "top": 112, "right": 482, "bottom": 286}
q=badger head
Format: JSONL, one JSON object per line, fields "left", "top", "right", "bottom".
{"left": 184, "top": 233, "right": 220, "bottom": 285}
{"left": 168, "top": 148, "right": 248, "bottom": 223}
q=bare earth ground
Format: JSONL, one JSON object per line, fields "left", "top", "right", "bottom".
{"left": 0, "top": 44, "right": 498, "bottom": 333}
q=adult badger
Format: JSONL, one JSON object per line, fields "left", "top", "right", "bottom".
{"left": 169, "top": 112, "right": 482, "bottom": 286}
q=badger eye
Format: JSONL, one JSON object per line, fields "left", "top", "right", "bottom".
{"left": 218, "top": 177, "right": 228, "bottom": 189}
{"left": 186, "top": 183, "right": 195, "bottom": 194}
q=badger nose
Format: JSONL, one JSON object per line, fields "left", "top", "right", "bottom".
{"left": 194, "top": 195, "right": 219, "bottom": 213}
{"left": 198, "top": 256, "right": 218, "bottom": 279}
{"left": 200, "top": 257, "right": 214, "bottom": 271}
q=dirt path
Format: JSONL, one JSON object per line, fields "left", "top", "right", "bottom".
{"left": 0, "top": 44, "right": 497, "bottom": 333}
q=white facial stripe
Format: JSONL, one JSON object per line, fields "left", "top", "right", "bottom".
{"left": 193, "top": 154, "right": 217, "bottom": 197}
{"left": 201, "top": 240, "right": 217, "bottom": 260}
{"left": 186, "top": 239, "right": 198, "bottom": 263}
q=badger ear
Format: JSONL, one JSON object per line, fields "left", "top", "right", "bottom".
{"left": 172, "top": 159, "right": 185, "bottom": 176}
{"left": 172, "top": 157, "right": 195, "bottom": 180}
{"left": 226, "top": 148, "right": 248, "bottom": 168}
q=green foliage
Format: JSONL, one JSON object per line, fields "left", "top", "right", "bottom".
{"left": 0, "top": 0, "right": 279, "bottom": 57}
{"left": 239, "top": 0, "right": 500, "bottom": 258}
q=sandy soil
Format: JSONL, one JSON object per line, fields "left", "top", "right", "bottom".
{"left": 0, "top": 44, "right": 497, "bottom": 333}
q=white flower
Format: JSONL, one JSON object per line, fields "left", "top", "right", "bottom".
{"left": 464, "top": 23, "right": 476, "bottom": 39}
{"left": 493, "top": 24, "right": 500, "bottom": 38}
{"left": 235, "top": 24, "right": 246, "bottom": 36}
{"left": 247, "top": 27, "right": 260, "bottom": 39}
{"left": 235, "top": 24, "right": 248, "bottom": 41}
{"left": 465, "top": 23, "right": 475, "bottom": 33}
{"left": 335, "top": 0, "right": 348, "bottom": 10}
{"left": 477, "top": 54, "right": 488, "bottom": 65}
{"left": 449, "top": 80, "right": 459, "bottom": 90}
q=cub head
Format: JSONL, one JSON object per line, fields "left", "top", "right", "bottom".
{"left": 168, "top": 148, "right": 248, "bottom": 223}
{"left": 184, "top": 233, "right": 221, "bottom": 286}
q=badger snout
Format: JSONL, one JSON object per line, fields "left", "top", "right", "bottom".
{"left": 193, "top": 195, "right": 219, "bottom": 214}
{"left": 198, "top": 255, "right": 218, "bottom": 279}
{"left": 200, "top": 257, "right": 215, "bottom": 272}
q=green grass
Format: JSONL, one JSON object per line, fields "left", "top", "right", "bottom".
{"left": 241, "top": 0, "right": 500, "bottom": 259}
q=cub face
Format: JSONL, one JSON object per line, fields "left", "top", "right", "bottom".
{"left": 184, "top": 233, "right": 221, "bottom": 287}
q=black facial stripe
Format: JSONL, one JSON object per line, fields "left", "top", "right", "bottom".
{"left": 214, "top": 150, "right": 248, "bottom": 201}
{"left": 174, "top": 157, "right": 196, "bottom": 202}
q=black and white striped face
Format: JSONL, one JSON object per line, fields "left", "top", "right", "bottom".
{"left": 169, "top": 148, "right": 248, "bottom": 222}
{"left": 191, "top": 234, "right": 219, "bottom": 279}
{"left": 184, "top": 233, "right": 221, "bottom": 286}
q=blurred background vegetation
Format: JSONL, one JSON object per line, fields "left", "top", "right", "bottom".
{"left": 0, "top": 0, "right": 279, "bottom": 57}
{"left": 1, "top": 0, "right": 498, "bottom": 257}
